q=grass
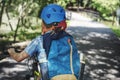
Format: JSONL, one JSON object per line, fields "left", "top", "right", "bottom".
{"left": 102, "top": 21, "right": 120, "bottom": 38}
{"left": 0, "top": 19, "right": 71, "bottom": 42}
{"left": 0, "top": 25, "right": 41, "bottom": 42}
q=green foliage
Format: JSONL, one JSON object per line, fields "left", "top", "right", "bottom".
{"left": 1, "top": 0, "right": 75, "bottom": 42}
{"left": 16, "top": 24, "right": 42, "bottom": 41}
{"left": 113, "top": 28, "right": 120, "bottom": 37}
{"left": 2, "top": 25, "right": 42, "bottom": 41}
{"left": 109, "top": 25, "right": 120, "bottom": 37}
{"left": 91, "top": 0, "right": 119, "bottom": 18}
{"left": 56, "top": 0, "right": 69, "bottom": 7}
{"left": 102, "top": 21, "right": 120, "bottom": 38}
{"left": 18, "top": 30, "right": 41, "bottom": 41}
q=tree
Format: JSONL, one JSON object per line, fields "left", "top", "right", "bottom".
{"left": 1, "top": 0, "right": 74, "bottom": 42}
{"left": 0, "top": 0, "right": 6, "bottom": 27}
{"left": 91, "top": 0, "right": 120, "bottom": 18}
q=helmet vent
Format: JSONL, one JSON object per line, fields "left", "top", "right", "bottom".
{"left": 52, "top": 8, "right": 56, "bottom": 12}
{"left": 60, "top": 9, "right": 63, "bottom": 13}
{"left": 47, "top": 14, "right": 51, "bottom": 18}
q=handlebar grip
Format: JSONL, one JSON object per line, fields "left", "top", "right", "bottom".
{"left": 3, "top": 50, "right": 9, "bottom": 55}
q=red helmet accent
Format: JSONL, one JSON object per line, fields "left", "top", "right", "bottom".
{"left": 57, "top": 20, "right": 67, "bottom": 30}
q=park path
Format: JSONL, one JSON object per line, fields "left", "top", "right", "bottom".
{"left": 67, "top": 11, "right": 120, "bottom": 80}
{"left": 0, "top": 11, "right": 120, "bottom": 80}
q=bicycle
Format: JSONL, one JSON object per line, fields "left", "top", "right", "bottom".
{"left": 3, "top": 46, "right": 86, "bottom": 80}
{"left": 25, "top": 54, "right": 41, "bottom": 80}
{"left": 25, "top": 52, "right": 86, "bottom": 80}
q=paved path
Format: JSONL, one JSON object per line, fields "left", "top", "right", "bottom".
{"left": 67, "top": 11, "right": 120, "bottom": 80}
{"left": 0, "top": 11, "right": 120, "bottom": 80}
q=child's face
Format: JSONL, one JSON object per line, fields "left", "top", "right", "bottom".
{"left": 41, "top": 21, "right": 55, "bottom": 34}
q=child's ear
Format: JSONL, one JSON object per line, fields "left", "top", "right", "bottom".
{"left": 41, "top": 22, "right": 46, "bottom": 35}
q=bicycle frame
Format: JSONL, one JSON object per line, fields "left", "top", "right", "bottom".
{"left": 26, "top": 53, "right": 86, "bottom": 80}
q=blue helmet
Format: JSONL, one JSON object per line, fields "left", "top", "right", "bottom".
{"left": 40, "top": 4, "right": 66, "bottom": 24}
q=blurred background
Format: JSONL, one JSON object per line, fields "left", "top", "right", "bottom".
{"left": 0, "top": 0, "right": 120, "bottom": 42}
{"left": 0, "top": 0, "right": 120, "bottom": 80}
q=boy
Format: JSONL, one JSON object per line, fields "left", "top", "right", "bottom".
{"left": 8, "top": 4, "right": 80, "bottom": 80}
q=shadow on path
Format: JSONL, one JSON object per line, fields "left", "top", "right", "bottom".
{"left": 67, "top": 26, "right": 120, "bottom": 80}
{"left": 0, "top": 57, "right": 28, "bottom": 80}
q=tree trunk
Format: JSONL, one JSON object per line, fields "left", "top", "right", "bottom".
{"left": 80, "top": 0, "right": 84, "bottom": 7}
{"left": 85, "top": 0, "right": 92, "bottom": 8}
{"left": 77, "top": 0, "right": 80, "bottom": 12}
{"left": 13, "top": 18, "right": 20, "bottom": 42}
{"left": 5, "top": 8, "right": 13, "bottom": 31}
{"left": 0, "top": 0, "right": 5, "bottom": 27}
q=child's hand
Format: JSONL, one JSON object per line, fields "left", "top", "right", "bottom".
{"left": 8, "top": 48, "right": 16, "bottom": 55}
